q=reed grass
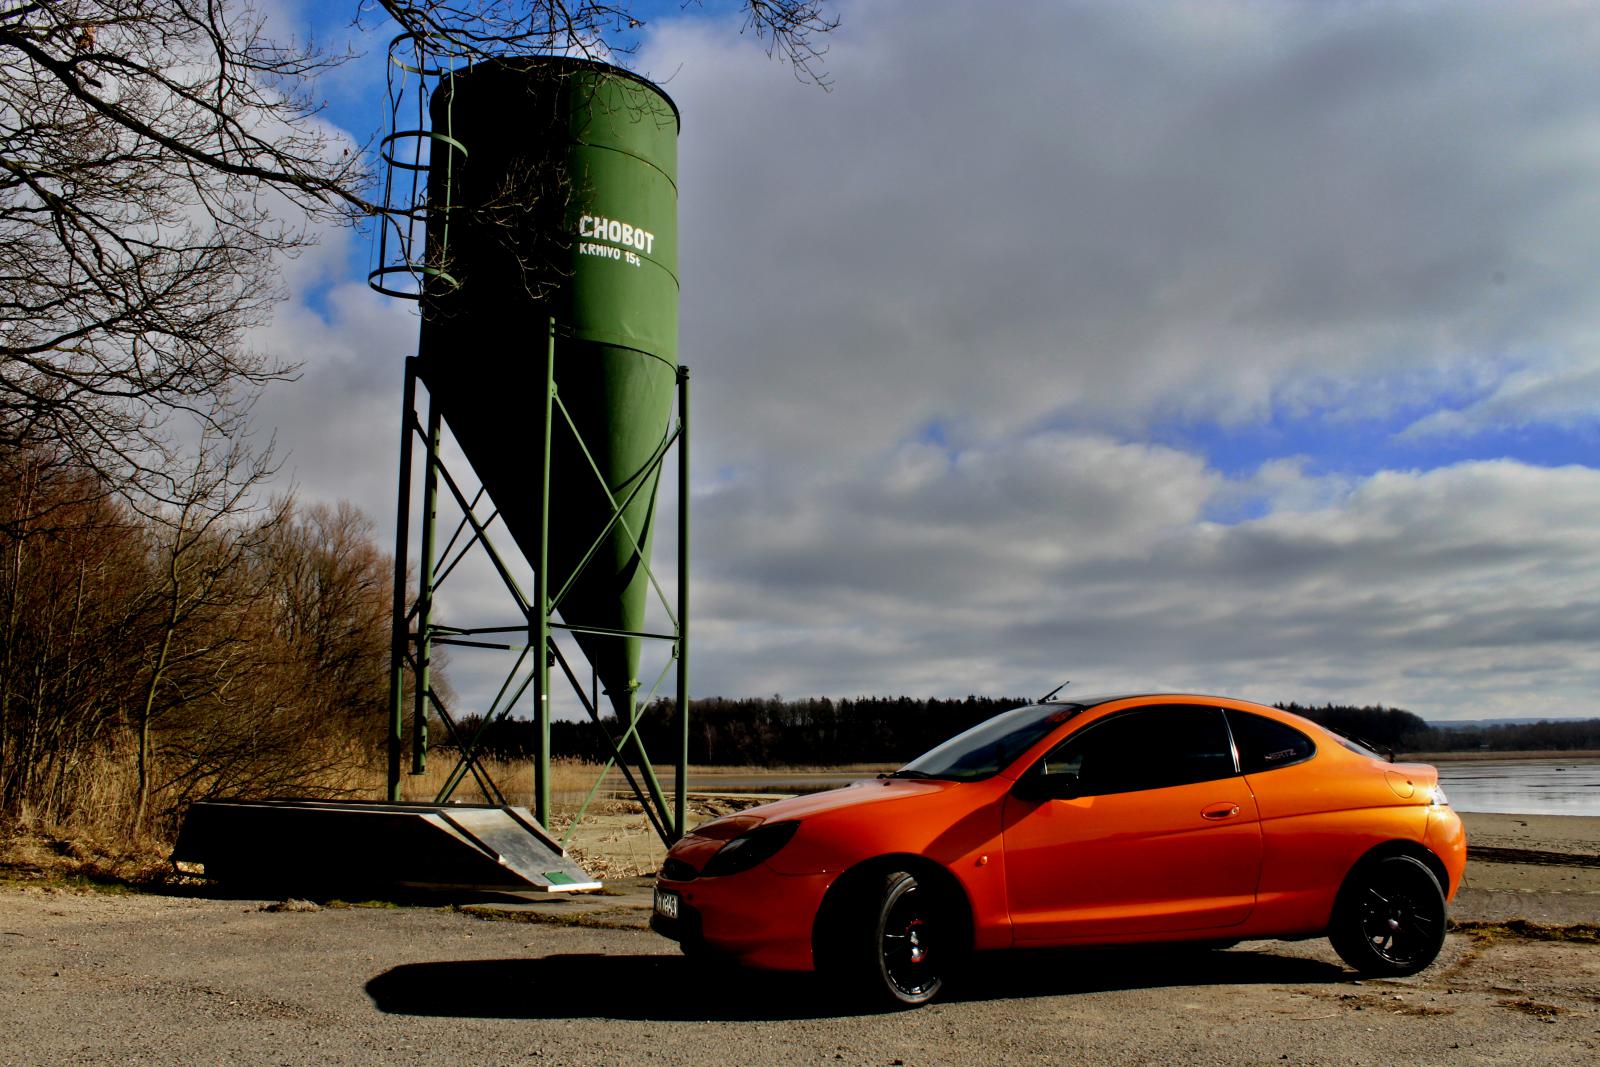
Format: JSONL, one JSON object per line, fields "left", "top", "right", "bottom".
{"left": 356, "top": 755, "right": 668, "bottom": 877}
{"left": 7, "top": 746, "right": 813, "bottom": 884}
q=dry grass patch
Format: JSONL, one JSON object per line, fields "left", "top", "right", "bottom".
{"left": 1451, "top": 918, "right": 1600, "bottom": 944}
{"left": 0, "top": 758, "right": 796, "bottom": 890}
{"left": 1498, "top": 998, "right": 1571, "bottom": 1020}
{"left": 0, "top": 818, "right": 173, "bottom": 890}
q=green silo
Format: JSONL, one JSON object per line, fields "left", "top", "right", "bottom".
{"left": 418, "top": 57, "right": 679, "bottom": 720}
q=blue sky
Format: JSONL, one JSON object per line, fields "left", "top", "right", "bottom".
{"left": 250, "top": 1, "right": 1600, "bottom": 720}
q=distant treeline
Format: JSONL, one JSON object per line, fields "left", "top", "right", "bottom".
{"left": 445, "top": 696, "right": 1600, "bottom": 767}
{"left": 1276, "top": 703, "right": 1600, "bottom": 754}
{"left": 460, "top": 695, "right": 1030, "bottom": 766}
{"left": 1274, "top": 704, "right": 1428, "bottom": 751}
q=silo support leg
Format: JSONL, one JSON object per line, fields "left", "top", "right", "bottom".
{"left": 622, "top": 694, "right": 672, "bottom": 835}
{"left": 533, "top": 320, "right": 556, "bottom": 827}
{"left": 674, "top": 365, "right": 690, "bottom": 841}
{"left": 386, "top": 358, "right": 419, "bottom": 802}
{"left": 412, "top": 401, "right": 441, "bottom": 775}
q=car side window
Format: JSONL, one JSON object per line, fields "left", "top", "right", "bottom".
{"left": 1038, "top": 706, "right": 1237, "bottom": 796}
{"left": 1226, "top": 710, "right": 1315, "bottom": 773}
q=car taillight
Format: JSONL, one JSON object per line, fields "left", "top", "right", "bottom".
{"left": 700, "top": 821, "right": 800, "bottom": 877}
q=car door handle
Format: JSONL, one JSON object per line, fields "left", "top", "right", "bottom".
{"left": 1201, "top": 803, "right": 1241, "bottom": 821}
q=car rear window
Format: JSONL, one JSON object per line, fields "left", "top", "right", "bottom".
{"left": 1227, "top": 710, "right": 1316, "bottom": 773}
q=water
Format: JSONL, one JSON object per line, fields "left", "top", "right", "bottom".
{"left": 1436, "top": 758, "right": 1600, "bottom": 818}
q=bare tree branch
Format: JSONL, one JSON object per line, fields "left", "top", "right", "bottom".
{"left": 367, "top": 1, "right": 837, "bottom": 84}
{"left": 0, "top": 1, "right": 833, "bottom": 507}
{"left": 0, "top": 1, "right": 379, "bottom": 502}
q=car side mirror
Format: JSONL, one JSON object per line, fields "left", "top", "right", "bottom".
{"left": 1015, "top": 770, "right": 1083, "bottom": 802}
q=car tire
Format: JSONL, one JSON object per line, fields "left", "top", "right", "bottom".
{"left": 1328, "top": 854, "right": 1447, "bottom": 977}
{"left": 816, "top": 866, "right": 958, "bottom": 1009}
{"left": 867, "top": 870, "right": 951, "bottom": 1007}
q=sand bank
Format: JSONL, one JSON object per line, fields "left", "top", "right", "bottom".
{"left": 1454, "top": 811, "right": 1598, "bottom": 925}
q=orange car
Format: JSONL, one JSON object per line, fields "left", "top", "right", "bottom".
{"left": 651, "top": 693, "right": 1466, "bottom": 1006}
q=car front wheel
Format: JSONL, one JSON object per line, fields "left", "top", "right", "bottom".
{"left": 874, "top": 870, "right": 947, "bottom": 1006}
{"left": 1329, "top": 854, "right": 1447, "bottom": 977}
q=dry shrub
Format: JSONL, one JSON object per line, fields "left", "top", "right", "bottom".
{"left": 0, "top": 812, "right": 172, "bottom": 887}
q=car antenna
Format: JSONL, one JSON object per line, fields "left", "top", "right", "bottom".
{"left": 1039, "top": 681, "right": 1071, "bottom": 703}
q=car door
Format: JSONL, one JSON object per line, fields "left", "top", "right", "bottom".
{"left": 1001, "top": 705, "right": 1263, "bottom": 943}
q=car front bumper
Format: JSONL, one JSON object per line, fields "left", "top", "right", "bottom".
{"left": 652, "top": 865, "right": 835, "bottom": 971}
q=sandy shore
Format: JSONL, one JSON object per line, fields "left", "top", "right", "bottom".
{"left": 1445, "top": 812, "right": 1598, "bottom": 926}
{"left": 1460, "top": 811, "right": 1598, "bottom": 854}
{"left": 1404, "top": 749, "right": 1600, "bottom": 761}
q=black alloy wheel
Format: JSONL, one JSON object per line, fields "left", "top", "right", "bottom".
{"left": 1329, "top": 854, "right": 1447, "bottom": 977}
{"left": 875, "top": 871, "right": 944, "bottom": 1006}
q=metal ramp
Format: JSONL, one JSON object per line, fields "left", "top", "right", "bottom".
{"left": 172, "top": 799, "right": 600, "bottom": 895}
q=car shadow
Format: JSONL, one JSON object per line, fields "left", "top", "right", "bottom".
{"left": 950, "top": 944, "right": 1346, "bottom": 1004}
{"left": 365, "top": 945, "right": 1349, "bottom": 1021}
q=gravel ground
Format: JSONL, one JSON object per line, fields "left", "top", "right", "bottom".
{"left": 1, "top": 889, "right": 1595, "bottom": 1064}
{"left": 2, "top": 811, "right": 1596, "bottom": 1066}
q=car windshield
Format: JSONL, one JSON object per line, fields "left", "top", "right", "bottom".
{"left": 891, "top": 703, "right": 1084, "bottom": 782}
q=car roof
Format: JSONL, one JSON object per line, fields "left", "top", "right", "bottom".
{"left": 1045, "top": 692, "right": 1272, "bottom": 710}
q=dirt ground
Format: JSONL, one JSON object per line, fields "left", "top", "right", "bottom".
{"left": 1, "top": 885, "right": 1595, "bottom": 1066}
{"left": 0, "top": 811, "right": 1595, "bottom": 1066}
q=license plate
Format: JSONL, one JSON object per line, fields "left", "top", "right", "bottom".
{"left": 653, "top": 888, "right": 680, "bottom": 920}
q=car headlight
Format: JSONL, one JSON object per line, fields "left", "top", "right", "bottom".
{"left": 1429, "top": 785, "right": 1449, "bottom": 808}
{"left": 700, "top": 821, "right": 800, "bottom": 877}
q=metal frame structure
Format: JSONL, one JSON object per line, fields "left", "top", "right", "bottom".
{"left": 384, "top": 324, "right": 692, "bottom": 846}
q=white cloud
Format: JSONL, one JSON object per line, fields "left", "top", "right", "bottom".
{"left": 1403, "top": 356, "right": 1600, "bottom": 439}
{"left": 641, "top": 0, "right": 1600, "bottom": 463}
{"left": 689, "top": 445, "right": 1600, "bottom": 718}
{"left": 249, "top": 261, "right": 419, "bottom": 522}
{"left": 242, "top": 1, "right": 1600, "bottom": 719}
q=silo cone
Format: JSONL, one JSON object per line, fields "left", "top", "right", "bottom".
{"left": 417, "top": 58, "right": 679, "bottom": 719}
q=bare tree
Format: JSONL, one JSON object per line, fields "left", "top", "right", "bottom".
{"left": 124, "top": 431, "right": 285, "bottom": 829}
{"left": 371, "top": 1, "right": 836, "bottom": 83}
{"left": 0, "top": 2, "right": 375, "bottom": 500}
{"left": 0, "top": 434, "right": 413, "bottom": 836}
{"left": 258, "top": 500, "right": 394, "bottom": 738}
{"left": 0, "top": 441, "right": 147, "bottom": 824}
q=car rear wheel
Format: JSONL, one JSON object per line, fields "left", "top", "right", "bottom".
{"left": 1329, "top": 854, "right": 1447, "bottom": 977}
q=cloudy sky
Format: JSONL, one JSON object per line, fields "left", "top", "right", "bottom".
{"left": 250, "top": 0, "right": 1600, "bottom": 721}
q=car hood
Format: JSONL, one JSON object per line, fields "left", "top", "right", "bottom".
{"left": 749, "top": 778, "right": 952, "bottom": 822}
{"left": 669, "top": 778, "right": 984, "bottom": 878}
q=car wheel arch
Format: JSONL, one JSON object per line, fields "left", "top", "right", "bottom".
{"left": 1331, "top": 840, "right": 1451, "bottom": 924}
{"left": 810, "top": 854, "right": 974, "bottom": 969}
